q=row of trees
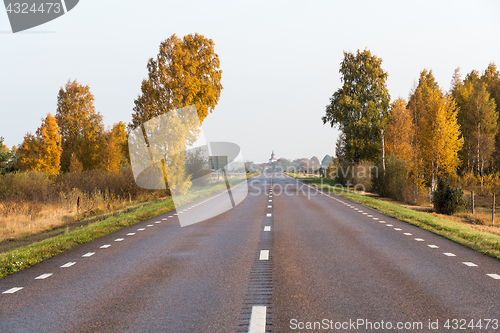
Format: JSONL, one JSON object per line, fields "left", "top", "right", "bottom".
{"left": 1, "top": 33, "right": 223, "bottom": 186}
{"left": 323, "top": 49, "right": 500, "bottom": 202}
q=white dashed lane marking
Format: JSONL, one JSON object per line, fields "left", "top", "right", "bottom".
{"left": 147, "top": 225, "right": 153, "bottom": 227}
{"left": 266, "top": 213, "right": 272, "bottom": 217}
{"left": 463, "top": 262, "right": 478, "bottom": 267}
{"left": 443, "top": 253, "right": 456, "bottom": 257}
{"left": 127, "top": 233, "right": 135, "bottom": 236}
{"left": 137, "top": 228, "right": 145, "bottom": 231}
{"left": 264, "top": 226, "right": 271, "bottom": 231}
{"left": 486, "top": 274, "right": 500, "bottom": 280}
{"left": 248, "top": 305, "right": 267, "bottom": 333}
{"left": 2, "top": 287, "right": 23, "bottom": 294}
{"left": 403, "top": 233, "right": 412, "bottom": 236}
{"left": 82, "top": 252, "right": 95, "bottom": 257}
{"left": 60, "top": 262, "right": 76, "bottom": 268}
{"left": 427, "top": 245, "right": 439, "bottom": 249}
{"left": 35, "top": 273, "right": 53, "bottom": 280}
{"left": 155, "top": 221, "right": 161, "bottom": 224}
{"left": 115, "top": 238, "right": 124, "bottom": 242}
{"left": 267, "top": 205, "right": 272, "bottom": 208}
{"left": 100, "top": 245, "right": 111, "bottom": 249}
{"left": 259, "top": 250, "right": 269, "bottom": 261}
{"left": 394, "top": 228, "right": 402, "bottom": 231}
{"left": 386, "top": 224, "right": 393, "bottom": 227}
{"left": 414, "top": 238, "right": 424, "bottom": 242}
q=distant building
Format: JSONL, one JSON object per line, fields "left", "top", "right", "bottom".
{"left": 269, "top": 150, "right": 277, "bottom": 163}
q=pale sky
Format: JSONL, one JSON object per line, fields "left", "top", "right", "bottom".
{"left": 1, "top": 0, "right": 499, "bottom": 163}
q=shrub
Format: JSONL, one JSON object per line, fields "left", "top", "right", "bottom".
{"left": 432, "top": 178, "right": 466, "bottom": 215}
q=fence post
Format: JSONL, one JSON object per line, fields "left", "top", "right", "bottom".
{"left": 471, "top": 191, "right": 474, "bottom": 215}
{"left": 493, "top": 193, "right": 496, "bottom": 225}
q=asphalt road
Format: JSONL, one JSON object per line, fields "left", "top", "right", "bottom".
{"left": 1, "top": 173, "right": 500, "bottom": 333}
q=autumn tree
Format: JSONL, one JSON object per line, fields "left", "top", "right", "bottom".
{"left": 452, "top": 68, "right": 498, "bottom": 180}
{"left": 100, "top": 122, "right": 128, "bottom": 173}
{"left": 408, "top": 69, "right": 463, "bottom": 190}
{"left": 128, "top": 34, "right": 222, "bottom": 194}
{"left": 323, "top": 49, "right": 391, "bottom": 163}
{"left": 385, "top": 98, "right": 415, "bottom": 167}
{"left": 129, "top": 33, "right": 223, "bottom": 129}
{"left": 56, "top": 80, "right": 104, "bottom": 172}
{"left": 17, "top": 113, "right": 62, "bottom": 175}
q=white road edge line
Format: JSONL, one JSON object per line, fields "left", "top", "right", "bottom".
{"left": 463, "top": 262, "right": 477, "bottom": 267}
{"left": 248, "top": 305, "right": 267, "bottom": 333}
{"left": 2, "top": 287, "right": 23, "bottom": 294}
{"left": 60, "top": 262, "right": 76, "bottom": 268}
{"left": 259, "top": 250, "right": 269, "bottom": 261}
{"left": 35, "top": 273, "right": 53, "bottom": 280}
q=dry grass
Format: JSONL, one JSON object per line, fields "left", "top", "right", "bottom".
{"left": 0, "top": 167, "right": 163, "bottom": 245}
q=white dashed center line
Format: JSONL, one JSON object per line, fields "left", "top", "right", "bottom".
{"left": 266, "top": 213, "right": 272, "bottom": 217}
{"left": 486, "top": 274, "right": 500, "bottom": 280}
{"left": 248, "top": 305, "right": 267, "bottom": 333}
{"left": 127, "top": 233, "right": 135, "bottom": 236}
{"left": 147, "top": 225, "right": 153, "bottom": 227}
{"left": 115, "top": 238, "right": 124, "bottom": 242}
{"left": 82, "top": 252, "right": 95, "bottom": 257}
{"left": 259, "top": 250, "right": 269, "bottom": 260}
{"left": 155, "top": 221, "right": 161, "bottom": 224}
{"left": 100, "top": 244, "right": 111, "bottom": 249}
{"left": 443, "top": 253, "right": 456, "bottom": 257}
{"left": 373, "top": 218, "right": 379, "bottom": 220}
{"left": 137, "top": 228, "right": 145, "bottom": 231}
{"left": 463, "top": 262, "right": 477, "bottom": 267}
{"left": 35, "top": 273, "right": 53, "bottom": 280}
{"left": 367, "top": 215, "right": 373, "bottom": 217}
{"left": 379, "top": 221, "right": 386, "bottom": 223}
{"left": 427, "top": 245, "right": 439, "bottom": 248}
{"left": 394, "top": 228, "right": 402, "bottom": 231}
{"left": 403, "top": 233, "right": 412, "bottom": 236}
{"left": 2, "top": 287, "right": 23, "bottom": 294}
{"left": 60, "top": 262, "right": 76, "bottom": 268}
{"left": 264, "top": 226, "right": 271, "bottom": 231}
{"left": 386, "top": 224, "right": 393, "bottom": 227}
{"left": 414, "top": 238, "right": 424, "bottom": 242}
{"left": 268, "top": 200, "right": 272, "bottom": 202}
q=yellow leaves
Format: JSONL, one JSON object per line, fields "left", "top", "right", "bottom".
{"left": 18, "top": 113, "right": 62, "bottom": 176}
{"left": 130, "top": 33, "right": 223, "bottom": 130}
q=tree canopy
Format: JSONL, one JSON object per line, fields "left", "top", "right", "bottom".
{"left": 130, "top": 33, "right": 223, "bottom": 130}
{"left": 323, "top": 49, "right": 391, "bottom": 163}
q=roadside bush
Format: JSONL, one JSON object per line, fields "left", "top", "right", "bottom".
{"left": 334, "top": 160, "right": 376, "bottom": 192}
{"left": 432, "top": 178, "right": 466, "bottom": 215}
{"left": 372, "top": 154, "right": 426, "bottom": 205}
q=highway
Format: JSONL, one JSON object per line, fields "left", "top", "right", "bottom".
{"left": 1, "top": 173, "right": 500, "bottom": 332}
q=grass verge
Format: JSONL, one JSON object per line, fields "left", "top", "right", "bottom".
{"left": 299, "top": 177, "right": 500, "bottom": 261}
{"left": 0, "top": 181, "right": 236, "bottom": 279}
